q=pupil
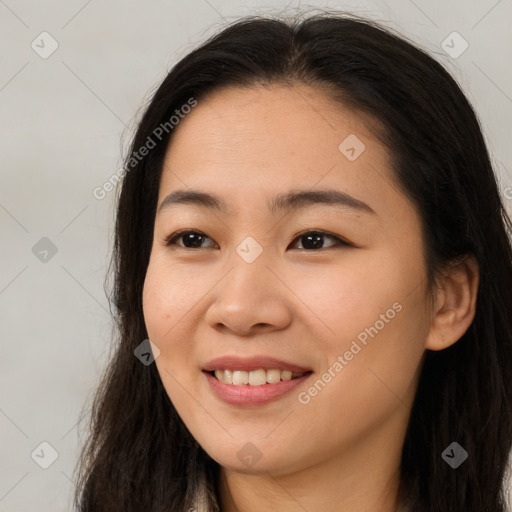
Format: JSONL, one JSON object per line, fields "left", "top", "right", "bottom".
{"left": 181, "top": 232, "right": 325, "bottom": 249}
{"left": 184, "top": 233, "right": 204, "bottom": 248}
{"left": 303, "top": 232, "right": 323, "bottom": 249}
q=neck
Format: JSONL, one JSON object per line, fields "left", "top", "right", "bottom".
{"left": 217, "top": 407, "right": 407, "bottom": 512}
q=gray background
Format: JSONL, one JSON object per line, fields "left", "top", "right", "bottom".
{"left": 1, "top": 0, "right": 511, "bottom": 510}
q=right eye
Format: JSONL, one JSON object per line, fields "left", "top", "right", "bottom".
{"left": 164, "top": 230, "right": 217, "bottom": 249}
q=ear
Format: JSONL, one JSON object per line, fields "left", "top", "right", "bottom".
{"left": 425, "top": 255, "right": 479, "bottom": 351}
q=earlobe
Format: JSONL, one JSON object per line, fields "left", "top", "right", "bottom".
{"left": 425, "top": 255, "right": 479, "bottom": 351}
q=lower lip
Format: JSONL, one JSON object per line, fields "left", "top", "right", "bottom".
{"left": 204, "top": 371, "right": 312, "bottom": 406}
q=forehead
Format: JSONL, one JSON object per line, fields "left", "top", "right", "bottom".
{"left": 164, "top": 84, "right": 381, "bottom": 166}
{"left": 157, "top": 84, "right": 404, "bottom": 221}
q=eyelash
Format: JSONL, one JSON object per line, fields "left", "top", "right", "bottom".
{"left": 163, "top": 229, "right": 352, "bottom": 251}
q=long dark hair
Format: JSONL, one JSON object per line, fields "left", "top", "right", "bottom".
{"left": 74, "top": 13, "right": 512, "bottom": 512}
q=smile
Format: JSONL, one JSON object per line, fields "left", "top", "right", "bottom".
{"left": 212, "top": 368, "right": 306, "bottom": 386}
{"left": 203, "top": 370, "right": 312, "bottom": 406}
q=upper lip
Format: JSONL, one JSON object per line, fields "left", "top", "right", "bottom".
{"left": 203, "top": 356, "right": 312, "bottom": 373}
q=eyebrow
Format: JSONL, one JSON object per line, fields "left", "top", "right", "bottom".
{"left": 158, "top": 188, "right": 376, "bottom": 216}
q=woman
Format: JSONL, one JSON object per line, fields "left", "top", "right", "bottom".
{"left": 74, "top": 13, "right": 512, "bottom": 512}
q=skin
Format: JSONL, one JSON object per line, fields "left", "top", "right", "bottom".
{"left": 142, "top": 84, "right": 479, "bottom": 512}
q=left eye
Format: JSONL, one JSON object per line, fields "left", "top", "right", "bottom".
{"left": 164, "top": 230, "right": 349, "bottom": 250}
{"left": 289, "top": 230, "right": 348, "bottom": 250}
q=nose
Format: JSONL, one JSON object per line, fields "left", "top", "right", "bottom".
{"left": 204, "top": 251, "right": 293, "bottom": 337}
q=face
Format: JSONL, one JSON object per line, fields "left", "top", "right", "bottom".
{"left": 142, "top": 84, "right": 432, "bottom": 476}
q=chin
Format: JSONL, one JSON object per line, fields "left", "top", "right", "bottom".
{"left": 198, "top": 437, "right": 305, "bottom": 476}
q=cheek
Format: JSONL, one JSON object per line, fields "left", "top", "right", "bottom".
{"left": 142, "top": 258, "right": 200, "bottom": 365}
{"left": 142, "top": 259, "right": 205, "bottom": 416}
{"left": 288, "top": 249, "right": 422, "bottom": 347}
{"left": 293, "top": 249, "right": 429, "bottom": 404}
{"left": 142, "top": 255, "right": 210, "bottom": 337}
{"left": 294, "top": 303, "right": 427, "bottom": 457}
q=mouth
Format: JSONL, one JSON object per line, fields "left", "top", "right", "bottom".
{"left": 202, "top": 356, "right": 313, "bottom": 405}
{"left": 203, "top": 368, "right": 313, "bottom": 408}
{"left": 209, "top": 368, "right": 308, "bottom": 385}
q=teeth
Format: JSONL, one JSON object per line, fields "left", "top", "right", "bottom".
{"left": 248, "top": 369, "right": 267, "bottom": 386}
{"left": 281, "top": 370, "right": 292, "bottom": 381}
{"left": 213, "top": 368, "right": 306, "bottom": 385}
{"left": 232, "top": 370, "right": 249, "bottom": 385}
{"left": 266, "top": 368, "right": 281, "bottom": 383}
{"left": 215, "top": 369, "right": 224, "bottom": 381}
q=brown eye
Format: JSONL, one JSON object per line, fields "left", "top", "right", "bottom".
{"left": 289, "top": 231, "right": 349, "bottom": 250}
{"left": 164, "top": 229, "right": 350, "bottom": 251}
{"left": 164, "top": 230, "right": 216, "bottom": 249}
